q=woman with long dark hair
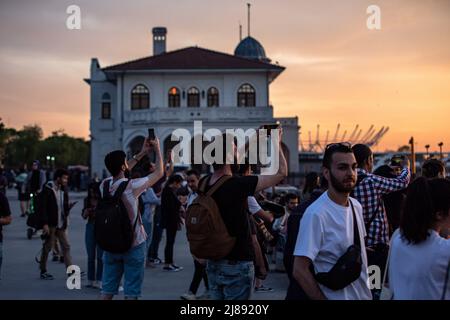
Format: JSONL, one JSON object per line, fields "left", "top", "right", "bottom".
{"left": 389, "top": 177, "right": 450, "bottom": 299}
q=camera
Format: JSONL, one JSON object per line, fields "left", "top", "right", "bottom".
{"left": 148, "top": 128, "right": 155, "bottom": 140}
{"left": 390, "top": 154, "right": 405, "bottom": 166}
{"left": 261, "top": 122, "right": 280, "bottom": 136}
{"left": 262, "top": 122, "right": 280, "bottom": 133}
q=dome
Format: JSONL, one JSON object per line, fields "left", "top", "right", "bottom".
{"left": 234, "top": 36, "right": 270, "bottom": 62}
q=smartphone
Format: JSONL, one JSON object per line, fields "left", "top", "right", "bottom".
{"left": 262, "top": 123, "right": 280, "bottom": 130}
{"left": 262, "top": 123, "right": 280, "bottom": 135}
{"left": 148, "top": 128, "right": 155, "bottom": 140}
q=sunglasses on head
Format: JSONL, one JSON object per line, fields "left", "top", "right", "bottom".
{"left": 325, "top": 142, "right": 352, "bottom": 150}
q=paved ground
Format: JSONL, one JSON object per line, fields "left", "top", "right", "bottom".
{"left": 0, "top": 188, "right": 289, "bottom": 300}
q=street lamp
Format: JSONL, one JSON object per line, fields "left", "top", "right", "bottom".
{"left": 425, "top": 145, "right": 430, "bottom": 159}
{"left": 46, "top": 155, "right": 50, "bottom": 167}
{"left": 50, "top": 156, "right": 55, "bottom": 169}
{"left": 438, "top": 142, "right": 443, "bottom": 159}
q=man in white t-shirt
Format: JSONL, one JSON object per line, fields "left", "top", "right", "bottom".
{"left": 292, "top": 143, "right": 372, "bottom": 300}
{"left": 100, "top": 137, "right": 163, "bottom": 300}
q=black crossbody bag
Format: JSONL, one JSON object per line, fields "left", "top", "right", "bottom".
{"left": 314, "top": 200, "right": 363, "bottom": 291}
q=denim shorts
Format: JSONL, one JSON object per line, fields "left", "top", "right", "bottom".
{"left": 101, "top": 242, "right": 146, "bottom": 298}
{"left": 206, "top": 260, "right": 255, "bottom": 300}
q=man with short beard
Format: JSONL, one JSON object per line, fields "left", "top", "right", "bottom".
{"left": 39, "top": 168, "right": 76, "bottom": 280}
{"left": 292, "top": 143, "right": 372, "bottom": 300}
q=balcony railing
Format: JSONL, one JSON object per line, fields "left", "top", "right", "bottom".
{"left": 124, "top": 106, "right": 273, "bottom": 123}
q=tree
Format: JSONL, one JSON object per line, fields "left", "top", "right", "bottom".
{"left": 0, "top": 118, "right": 17, "bottom": 165}
{"left": 4, "top": 124, "right": 43, "bottom": 167}
{"left": 2, "top": 124, "right": 89, "bottom": 169}
{"left": 37, "top": 130, "right": 89, "bottom": 168}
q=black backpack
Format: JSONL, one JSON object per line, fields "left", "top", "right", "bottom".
{"left": 94, "top": 180, "right": 137, "bottom": 253}
{"left": 26, "top": 191, "right": 45, "bottom": 230}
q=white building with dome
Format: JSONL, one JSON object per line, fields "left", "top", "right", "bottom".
{"left": 86, "top": 27, "right": 299, "bottom": 177}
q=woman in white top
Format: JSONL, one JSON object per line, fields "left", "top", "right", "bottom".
{"left": 389, "top": 177, "right": 450, "bottom": 300}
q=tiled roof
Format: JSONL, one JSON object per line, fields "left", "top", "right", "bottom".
{"left": 102, "top": 46, "right": 284, "bottom": 72}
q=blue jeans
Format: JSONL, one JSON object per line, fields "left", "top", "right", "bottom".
{"left": 85, "top": 222, "right": 103, "bottom": 281}
{"left": 206, "top": 260, "right": 255, "bottom": 300}
{"left": 102, "top": 242, "right": 146, "bottom": 298}
{"left": 149, "top": 206, "right": 163, "bottom": 260}
{"left": 0, "top": 241, "right": 3, "bottom": 277}
{"left": 142, "top": 218, "right": 153, "bottom": 258}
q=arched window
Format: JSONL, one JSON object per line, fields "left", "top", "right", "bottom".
{"left": 101, "top": 92, "right": 111, "bottom": 119}
{"left": 187, "top": 87, "right": 200, "bottom": 107}
{"left": 237, "top": 84, "right": 255, "bottom": 107}
{"left": 168, "top": 87, "right": 180, "bottom": 107}
{"left": 131, "top": 84, "right": 149, "bottom": 110}
{"left": 207, "top": 87, "right": 219, "bottom": 107}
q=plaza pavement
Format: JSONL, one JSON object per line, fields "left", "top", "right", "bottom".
{"left": 0, "top": 188, "right": 288, "bottom": 300}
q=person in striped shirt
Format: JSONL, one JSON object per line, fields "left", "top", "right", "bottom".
{"left": 351, "top": 144, "right": 411, "bottom": 299}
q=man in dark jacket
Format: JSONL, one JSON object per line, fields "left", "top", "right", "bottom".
{"left": 39, "top": 169, "right": 76, "bottom": 280}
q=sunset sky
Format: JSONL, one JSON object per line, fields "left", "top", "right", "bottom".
{"left": 0, "top": 0, "right": 449, "bottom": 153}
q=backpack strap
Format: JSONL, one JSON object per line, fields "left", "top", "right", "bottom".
{"left": 198, "top": 175, "right": 210, "bottom": 194}
{"left": 205, "top": 175, "right": 232, "bottom": 197}
{"left": 102, "top": 179, "right": 129, "bottom": 200}
{"left": 113, "top": 180, "right": 130, "bottom": 201}
{"left": 102, "top": 180, "right": 111, "bottom": 199}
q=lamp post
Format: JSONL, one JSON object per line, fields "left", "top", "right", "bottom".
{"left": 46, "top": 155, "right": 50, "bottom": 168}
{"left": 438, "top": 142, "right": 443, "bottom": 159}
{"left": 409, "top": 137, "right": 416, "bottom": 175}
{"left": 425, "top": 145, "right": 430, "bottom": 159}
{"left": 51, "top": 156, "right": 55, "bottom": 169}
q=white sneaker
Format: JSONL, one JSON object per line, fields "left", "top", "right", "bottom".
{"left": 196, "top": 290, "right": 211, "bottom": 300}
{"left": 180, "top": 291, "right": 197, "bottom": 300}
{"left": 93, "top": 281, "right": 102, "bottom": 289}
{"left": 119, "top": 286, "right": 124, "bottom": 292}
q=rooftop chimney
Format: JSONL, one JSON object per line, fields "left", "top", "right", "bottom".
{"left": 152, "top": 27, "right": 167, "bottom": 56}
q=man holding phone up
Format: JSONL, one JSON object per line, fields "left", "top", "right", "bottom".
{"left": 99, "top": 130, "right": 163, "bottom": 299}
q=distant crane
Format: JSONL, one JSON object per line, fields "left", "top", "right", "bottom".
{"left": 324, "top": 130, "right": 330, "bottom": 147}
{"left": 341, "top": 130, "right": 348, "bottom": 142}
{"left": 354, "top": 129, "right": 363, "bottom": 142}
{"left": 333, "top": 124, "right": 341, "bottom": 142}
{"left": 348, "top": 124, "right": 359, "bottom": 142}
{"left": 300, "top": 124, "right": 389, "bottom": 152}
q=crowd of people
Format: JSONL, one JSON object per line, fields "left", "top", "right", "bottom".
{"left": 0, "top": 129, "right": 449, "bottom": 300}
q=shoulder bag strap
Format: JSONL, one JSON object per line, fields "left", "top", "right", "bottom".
{"left": 206, "top": 175, "right": 232, "bottom": 197}
{"left": 349, "top": 199, "right": 361, "bottom": 248}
